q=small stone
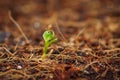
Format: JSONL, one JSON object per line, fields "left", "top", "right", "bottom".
{"left": 34, "top": 22, "right": 40, "bottom": 29}
{"left": 17, "top": 65, "right": 22, "bottom": 69}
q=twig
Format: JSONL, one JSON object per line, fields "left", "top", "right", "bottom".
{"left": 55, "top": 22, "right": 67, "bottom": 42}
{"left": 8, "top": 11, "right": 29, "bottom": 44}
{"left": 83, "top": 60, "right": 99, "bottom": 70}
{"left": 2, "top": 47, "right": 13, "bottom": 56}
{"left": 0, "top": 69, "right": 28, "bottom": 77}
{"left": 75, "top": 27, "right": 86, "bottom": 39}
{"left": 104, "top": 48, "right": 120, "bottom": 52}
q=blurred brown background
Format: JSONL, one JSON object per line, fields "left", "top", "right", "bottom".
{"left": 0, "top": 0, "right": 120, "bottom": 22}
{"left": 0, "top": 0, "right": 120, "bottom": 40}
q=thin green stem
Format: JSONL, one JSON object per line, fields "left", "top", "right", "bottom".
{"left": 41, "top": 42, "right": 49, "bottom": 59}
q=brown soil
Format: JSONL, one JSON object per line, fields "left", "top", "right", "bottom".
{"left": 0, "top": 0, "right": 120, "bottom": 80}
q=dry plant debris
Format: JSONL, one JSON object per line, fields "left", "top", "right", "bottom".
{"left": 0, "top": 0, "right": 120, "bottom": 80}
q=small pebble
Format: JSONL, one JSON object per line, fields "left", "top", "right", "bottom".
{"left": 17, "top": 65, "right": 22, "bottom": 69}
{"left": 34, "top": 22, "right": 40, "bottom": 29}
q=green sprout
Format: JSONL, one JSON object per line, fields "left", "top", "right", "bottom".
{"left": 41, "top": 30, "right": 57, "bottom": 59}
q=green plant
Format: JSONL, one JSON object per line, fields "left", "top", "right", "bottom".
{"left": 41, "top": 30, "right": 58, "bottom": 59}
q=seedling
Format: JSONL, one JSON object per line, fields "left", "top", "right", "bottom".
{"left": 41, "top": 30, "right": 58, "bottom": 59}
